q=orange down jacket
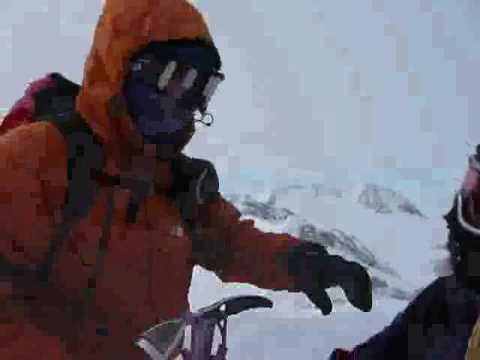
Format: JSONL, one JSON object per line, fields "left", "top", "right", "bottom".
{"left": 0, "top": 0, "right": 301, "bottom": 359}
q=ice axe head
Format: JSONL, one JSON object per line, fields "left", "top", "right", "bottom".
{"left": 134, "top": 318, "right": 187, "bottom": 360}
{"left": 135, "top": 295, "right": 273, "bottom": 359}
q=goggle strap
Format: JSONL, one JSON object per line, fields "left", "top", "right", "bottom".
{"left": 182, "top": 68, "right": 198, "bottom": 90}
{"left": 157, "top": 61, "right": 177, "bottom": 90}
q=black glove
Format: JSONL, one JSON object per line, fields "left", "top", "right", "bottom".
{"left": 286, "top": 242, "right": 372, "bottom": 315}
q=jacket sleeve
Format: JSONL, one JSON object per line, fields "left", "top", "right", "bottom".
{"left": 194, "top": 195, "right": 302, "bottom": 291}
{"left": 336, "top": 277, "right": 451, "bottom": 359}
{"left": 346, "top": 309, "right": 409, "bottom": 359}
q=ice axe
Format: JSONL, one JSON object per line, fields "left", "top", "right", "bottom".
{"left": 135, "top": 295, "right": 273, "bottom": 360}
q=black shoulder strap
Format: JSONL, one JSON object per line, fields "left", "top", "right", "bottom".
{"left": 32, "top": 73, "right": 104, "bottom": 224}
{"left": 124, "top": 154, "right": 220, "bottom": 225}
{"left": 34, "top": 72, "right": 80, "bottom": 120}
{"left": 35, "top": 112, "right": 105, "bottom": 283}
{"left": 170, "top": 155, "right": 221, "bottom": 268}
{"left": 33, "top": 73, "right": 104, "bottom": 282}
{"left": 170, "top": 154, "right": 220, "bottom": 224}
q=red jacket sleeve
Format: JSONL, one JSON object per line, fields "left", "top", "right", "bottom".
{"left": 195, "top": 195, "right": 302, "bottom": 291}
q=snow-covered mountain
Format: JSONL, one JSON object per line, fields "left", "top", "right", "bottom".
{"left": 357, "top": 183, "right": 425, "bottom": 217}
{"left": 265, "top": 181, "right": 426, "bottom": 218}
{"left": 224, "top": 182, "right": 437, "bottom": 303}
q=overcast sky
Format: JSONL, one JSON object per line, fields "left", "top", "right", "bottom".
{"left": 1, "top": 0, "right": 480, "bottom": 214}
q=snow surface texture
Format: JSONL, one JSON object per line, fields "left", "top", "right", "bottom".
{"left": 188, "top": 181, "right": 451, "bottom": 359}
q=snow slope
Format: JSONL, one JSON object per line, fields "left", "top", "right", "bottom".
{"left": 188, "top": 181, "right": 451, "bottom": 359}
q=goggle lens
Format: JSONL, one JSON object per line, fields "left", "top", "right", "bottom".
{"left": 129, "top": 58, "right": 224, "bottom": 113}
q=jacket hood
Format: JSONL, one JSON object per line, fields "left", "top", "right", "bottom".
{"left": 75, "top": 0, "right": 216, "bottom": 172}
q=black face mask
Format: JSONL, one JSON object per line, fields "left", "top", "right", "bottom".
{"left": 444, "top": 203, "right": 480, "bottom": 293}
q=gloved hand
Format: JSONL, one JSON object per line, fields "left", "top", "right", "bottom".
{"left": 286, "top": 242, "right": 372, "bottom": 315}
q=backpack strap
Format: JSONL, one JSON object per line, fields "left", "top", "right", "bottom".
{"left": 34, "top": 72, "right": 80, "bottom": 121}
{"left": 35, "top": 112, "right": 105, "bottom": 283}
{"left": 32, "top": 75, "right": 105, "bottom": 283}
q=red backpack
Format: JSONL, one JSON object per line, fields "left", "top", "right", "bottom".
{"left": 1, "top": 73, "right": 80, "bottom": 133}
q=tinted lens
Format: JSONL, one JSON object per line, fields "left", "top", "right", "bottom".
{"left": 129, "top": 58, "right": 223, "bottom": 112}
{"left": 129, "top": 57, "right": 168, "bottom": 86}
{"left": 174, "top": 71, "right": 219, "bottom": 112}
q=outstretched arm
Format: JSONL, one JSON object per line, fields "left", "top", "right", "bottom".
{"left": 329, "top": 276, "right": 475, "bottom": 359}
{"left": 194, "top": 195, "right": 372, "bottom": 316}
{"left": 194, "top": 195, "right": 301, "bottom": 290}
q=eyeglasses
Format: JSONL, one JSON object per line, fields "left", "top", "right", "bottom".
{"left": 129, "top": 55, "right": 225, "bottom": 114}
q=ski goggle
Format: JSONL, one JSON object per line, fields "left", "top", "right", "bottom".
{"left": 128, "top": 55, "right": 225, "bottom": 114}
{"left": 457, "top": 154, "right": 480, "bottom": 236}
